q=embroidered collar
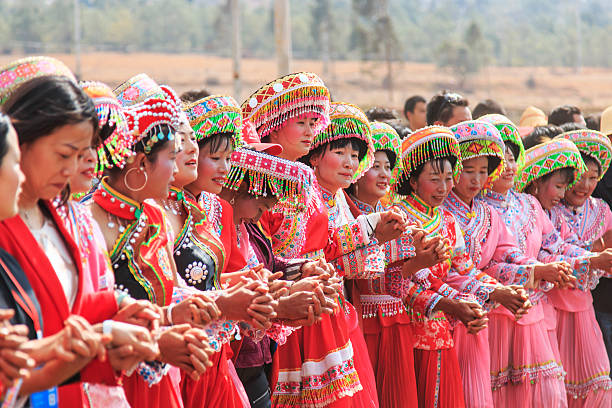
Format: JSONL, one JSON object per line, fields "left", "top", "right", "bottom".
{"left": 168, "top": 186, "right": 185, "bottom": 203}
{"left": 480, "top": 189, "right": 509, "bottom": 209}
{"left": 350, "top": 195, "right": 377, "bottom": 214}
{"left": 397, "top": 193, "right": 442, "bottom": 234}
{"left": 445, "top": 190, "right": 476, "bottom": 220}
{"left": 93, "top": 178, "right": 143, "bottom": 220}
{"left": 320, "top": 186, "right": 337, "bottom": 208}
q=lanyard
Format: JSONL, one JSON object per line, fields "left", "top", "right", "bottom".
{"left": 0, "top": 257, "right": 42, "bottom": 337}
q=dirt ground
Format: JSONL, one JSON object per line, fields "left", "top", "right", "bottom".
{"left": 3, "top": 52, "right": 611, "bottom": 123}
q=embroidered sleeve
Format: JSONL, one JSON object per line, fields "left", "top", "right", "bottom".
{"left": 329, "top": 217, "right": 371, "bottom": 256}
{"left": 265, "top": 323, "right": 296, "bottom": 346}
{"left": 383, "top": 232, "right": 416, "bottom": 264}
{"left": 331, "top": 239, "right": 386, "bottom": 279}
{"left": 204, "top": 320, "right": 239, "bottom": 351}
{"left": 132, "top": 360, "right": 170, "bottom": 387}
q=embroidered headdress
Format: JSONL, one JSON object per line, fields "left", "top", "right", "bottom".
{"left": 556, "top": 129, "right": 612, "bottom": 179}
{"left": 393, "top": 125, "right": 461, "bottom": 194}
{"left": 515, "top": 138, "right": 587, "bottom": 193}
{"left": 479, "top": 113, "right": 526, "bottom": 168}
{"left": 241, "top": 72, "right": 331, "bottom": 139}
{"left": 224, "top": 148, "right": 313, "bottom": 213}
{"left": 0, "top": 56, "right": 76, "bottom": 105}
{"left": 123, "top": 96, "right": 180, "bottom": 155}
{"left": 183, "top": 95, "right": 243, "bottom": 149}
{"left": 114, "top": 73, "right": 166, "bottom": 107}
{"left": 450, "top": 120, "right": 505, "bottom": 185}
{"left": 369, "top": 120, "right": 403, "bottom": 183}
{"left": 80, "top": 81, "right": 133, "bottom": 175}
{"left": 312, "top": 102, "right": 375, "bottom": 181}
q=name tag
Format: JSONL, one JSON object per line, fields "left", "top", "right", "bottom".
{"left": 30, "top": 387, "right": 58, "bottom": 408}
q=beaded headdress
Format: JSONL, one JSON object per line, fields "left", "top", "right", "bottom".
{"left": 450, "top": 120, "right": 505, "bottom": 185}
{"left": 515, "top": 138, "right": 587, "bottom": 193}
{"left": 393, "top": 125, "right": 462, "bottom": 194}
{"left": 224, "top": 147, "right": 313, "bottom": 213}
{"left": 556, "top": 130, "right": 612, "bottom": 180}
{"left": 241, "top": 72, "right": 331, "bottom": 139}
{"left": 312, "top": 102, "right": 375, "bottom": 181}
{"left": 369, "top": 121, "right": 403, "bottom": 184}
{"left": 80, "top": 81, "right": 133, "bottom": 175}
{"left": 123, "top": 96, "right": 180, "bottom": 154}
{"left": 0, "top": 56, "right": 76, "bottom": 105}
{"left": 183, "top": 95, "right": 243, "bottom": 149}
{"left": 479, "top": 114, "right": 525, "bottom": 168}
{"left": 114, "top": 73, "right": 166, "bottom": 107}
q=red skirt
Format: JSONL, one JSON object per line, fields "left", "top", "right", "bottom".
{"left": 123, "top": 369, "right": 182, "bottom": 408}
{"left": 363, "top": 310, "right": 418, "bottom": 408}
{"left": 272, "top": 304, "right": 362, "bottom": 407}
{"left": 181, "top": 344, "right": 246, "bottom": 408}
{"left": 413, "top": 348, "right": 465, "bottom": 408}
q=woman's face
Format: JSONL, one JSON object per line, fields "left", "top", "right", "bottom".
{"left": 312, "top": 143, "right": 360, "bottom": 193}
{"left": 231, "top": 194, "right": 277, "bottom": 225}
{"left": 20, "top": 120, "right": 93, "bottom": 202}
{"left": 269, "top": 115, "right": 319, "bottom": 161}
{"left": 491, "top": 146, "right": 517, "bottom": 194}
{"left": 354, "top": 150, "right": 392, "bottom": 203}
{"left": 410, "top": 160, "right": 454, "bottom": 208}
{"left": 189, "top": 139, "right": 232, "bottom": 195}
{"left": 0, "top": 125, "right": 25, "bottom": 220}
{"left": 70, "top": 147, "right": 96, "bottom": 194}
{"left": 564, "top": 160, "right": 599, "bottom": 208}
{"left": 453, "top": 156, "right": 489, "bottom": 204}
{"left": 134, "top": 141, "right": 177, "bottom": 200}
{"left": 532, "top": 170, "right": 570, "bottom": 210}
{"left": 172, "top": 121, "right": 199, "bottom": 188}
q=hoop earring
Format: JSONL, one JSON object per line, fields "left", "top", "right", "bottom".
{"left": 230, "top": 197, "right": 235, "bottom": 205}
{"left": 124, "top": 167, "right": 148, "bottom": 192}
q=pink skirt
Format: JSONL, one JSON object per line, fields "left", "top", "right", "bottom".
{"left": 488, "top": 303, "right": 567, "bottom": 408}
{"left": 555, "top": 306, "right": 612, "bottom": 407}
{"left": 453, "top": 325, "right": 492, "bottom": 408}
{"left": 363, "top": 311, "right": 418, "bottom": 408}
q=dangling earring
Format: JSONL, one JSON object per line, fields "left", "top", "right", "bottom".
{"left": 229, "top": 196, "right": 235, "bottom": 205}
{"left": 125, "top": 167, "right": 148, "bottom": 192}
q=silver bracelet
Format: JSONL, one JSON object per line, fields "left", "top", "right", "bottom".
{"left": 166, "top": 302, "right": 176, "bottom": 326}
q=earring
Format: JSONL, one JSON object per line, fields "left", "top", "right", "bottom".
{"left": 124, "top": 167, "right": 148, "bottom": 192}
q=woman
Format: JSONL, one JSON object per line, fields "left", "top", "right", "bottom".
{"left": 442, "top": 120, "right": 537, "bottom": 407}
{"left": 87, "top": 84, "right": 215, "bottom": 407}
{"left": 221, "top": 144, "right": 340, "bottom": 408}
{"left": 477, "top": 114, "right": 585, "bottom": 407}
{"left": 526, "top": 131, "right": 612, "bottom": 406}
{"left": 244, "top": 72, "right": 366, "bottom": 408}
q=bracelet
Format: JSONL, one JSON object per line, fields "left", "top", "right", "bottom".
{"left": 116, "top": 292, "right": 130, "bottom": 308}
{"left": 166, "top": 302, "right": 176, "bottom": 326}
{"left": 102, "top": 320, "right": 113, "bottom": 335}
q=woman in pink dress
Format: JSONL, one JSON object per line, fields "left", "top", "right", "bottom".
{"left": 540, "top": 130, "right": 612, "bottom": 406}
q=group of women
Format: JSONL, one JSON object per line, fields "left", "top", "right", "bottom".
{"left": 0, "top": 55, "right": 610, "bottom": 408}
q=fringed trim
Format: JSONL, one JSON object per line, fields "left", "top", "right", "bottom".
{"left": 272, "top": 368, "right": 362, "bottom": 408}
{"left": 459, "top": 139, "right": 505, "bottom": 185}
{"left": 491, "top": 359, "right": 566, "bottom": 390}
{"left": 360, "top": 295, "right": 405, "bottom": 319}
{"left": 395, "top": 136, "right": 462, "bottom": 192}
{"left": 565, "top": 371, "right": 612, "bottom": 399}
{"left": 248, "top": 86, "right": 331, "bottom": 139}
{"left": 95, "top": 102, "right": 134, "bottom": 176}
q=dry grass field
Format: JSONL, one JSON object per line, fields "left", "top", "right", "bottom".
{"left": 3, "top": 52, "right": 611, "bottom": 122}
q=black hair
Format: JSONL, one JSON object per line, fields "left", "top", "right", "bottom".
{"left": 548, "top": 105, "right": 582, "bottom": 126}
{"left": 387, "top": 120, "right": 412, "bottom": 140}
{"left": 365, "top": 107, "right": 397, "bottom": 122}
{"left": 404, "top": 95, "right": 426, "bottom": 116}
{"left": 523, "top": 125, "right": 563, "bottom": 149}
{"left": 559, "top": 122, "right": 586, "bottom": 133}
{"left": 504, "top": 141, "right": 520, "bottom": 162}
{"left": 180, "top": 89, "right": 211, "bottom": 104}
{"left": 198, "top": 132, "right": 233, "bottom": 155}
{"left": 395, "top": 156, "right": 455, "bottom": 196}
{"left": 426, "top": 91, "right": 469, "bottom": 126}
{"left": 300, "top": 137, "right": 367, "bottom": 168}
{"left": 472, "top": 99, "right": 506, "bottom": 119}
{"left": 3, "top": 75, "right": 98, "bottom": 146}
{"left": 0, "top": 113, "right": 11, "bottom": 166}
{"left": 585, "top": 113, "right": 601, "bottom": 132}
{"left": 580, "top": 153, "right": 602, "bottom": 177}
{"left": 529, "top": 167, "right": 574, "bottom": 191}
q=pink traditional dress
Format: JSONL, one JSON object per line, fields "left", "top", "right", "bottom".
{"left": 443, "top": 190, "right": 535, "bottom": 408}
{"left": 548, "top": 198, "right": 612, "bottom": 406}
{"left": 480, "top": 188, "right": 590, "bottom": 407}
